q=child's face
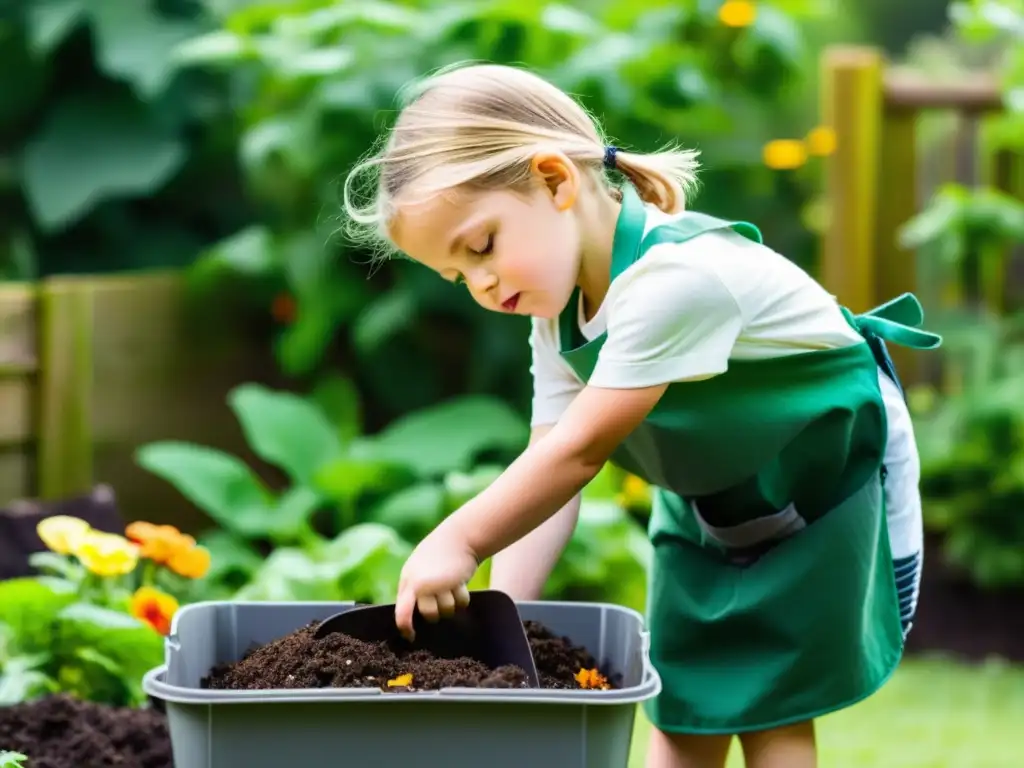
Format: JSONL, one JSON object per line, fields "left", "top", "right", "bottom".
{"left": 389, "top": 163, "right": 583, "bottom": 319}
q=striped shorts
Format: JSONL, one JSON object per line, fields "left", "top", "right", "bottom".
{"left": 878, "top": 369, "right": 924, "bottom": 638}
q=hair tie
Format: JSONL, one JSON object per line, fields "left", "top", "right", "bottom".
{"left": 603, "top": 145, "right": 619, "bottom": 170}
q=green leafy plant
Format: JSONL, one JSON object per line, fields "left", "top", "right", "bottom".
{"left": 170, "top": 0, "right": 836, "bottom": 399}
{"left": 0, "top": 511, "right": 216, "bottom": 707}
{"left": 0, "top": 575, "right": 162, "bottom": 708}
{"left": 912, "top": 316, "right": 1024, "bottom": 588}
{"left": 135, "top": 379, "right": 530, "bottom": 602}
{"left": 136, "top": 377, "right": 655, "bottom": 607}
{"left": 895, "top": 0, "right": 1024, "bottom": 589}
{"left": 0, "top": 751, "right": 28, "bottom": 767}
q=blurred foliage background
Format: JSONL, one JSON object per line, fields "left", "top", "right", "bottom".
{"left": 1, "top": 0, "right": 1023, "bottom": 615}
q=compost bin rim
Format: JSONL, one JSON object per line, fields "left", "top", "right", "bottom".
{"left": 142, "top": 666, "right": 662, "bottom": 705}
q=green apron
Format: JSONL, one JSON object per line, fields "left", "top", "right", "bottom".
{"left": 559, "top": 187, "right": 941, "bottom": 734}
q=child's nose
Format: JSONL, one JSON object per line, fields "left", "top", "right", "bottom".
{"left": 466, "top": 268, "right": 498, "bottom": 294}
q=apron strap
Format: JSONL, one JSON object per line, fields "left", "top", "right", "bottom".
{"left": 841, "top": 293, "right": 943, "bottom": 352}
{"left": 841, "top": 293, "right": 943, "bottom": 400}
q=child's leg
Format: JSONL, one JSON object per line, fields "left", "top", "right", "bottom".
{"left": 645, "top": 728, "right": 732, "bottom": 768}
{"left": 737, "top": 721, "right": 817, "bottom": 768}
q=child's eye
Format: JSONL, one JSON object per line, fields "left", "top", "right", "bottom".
{"left": 471, "top": 234, "right": 493, "bottom": 256}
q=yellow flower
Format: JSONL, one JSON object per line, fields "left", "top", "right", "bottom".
{"left": 36, "top": 516, "right": 92, "bottom": 555}
{"left": 130, "top": 586, "right": 179, "bottom": 636}
{"left": 387, "top": 673, "right": 413, "bottom": 688}
{"left": 806, "top": 126, "right": 837, "bottom": 156}
{"left": 620, "top": 474, "right": 651, "bottom": 507}
{"left": 718, "top": 0, "right": 756, "bottom": 28}
{"left": 75, "top": 531, "right": 140, "bottom": 577}
{"left": 167, "top": 544, "right": 211, "bottom": 580}
{"left": 763, "top": 139, "right": 808, "bottom": 170}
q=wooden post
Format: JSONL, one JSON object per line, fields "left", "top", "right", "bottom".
{"left": 821, "top": 47, "right": 884, "bottom": 313}
{"left": 0, "top": 284, "right": 37, "bottom": 503}
{"left": 874, "top": 107, "right": 920, "bottom": 383}
{"left": 37, "top": 278, "right": 94, "bottom": 498}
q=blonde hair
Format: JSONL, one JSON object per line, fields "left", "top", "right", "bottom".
{"left": 342, "top": 62, "right": 700, "bottom": 259}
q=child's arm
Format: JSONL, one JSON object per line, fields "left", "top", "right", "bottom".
{"left": 444, "top": 382, "right": 668, "bottom": 565}
{"left": 488, "top": 425, "right": 582, "bottom": 600}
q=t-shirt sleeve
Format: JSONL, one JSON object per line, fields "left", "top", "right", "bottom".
{"left": 529, "top": 318, "right": 584, "bottom": 427}
{"left": 589, "top": 248, "right": 743, "bottom": 389}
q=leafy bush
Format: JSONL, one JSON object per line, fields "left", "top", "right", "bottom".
{"left": 135, "top": 378, "right": 654, "bottom": 609}
{"left": 174, "top": 0, "right": 837, "bottom": 421}
{"left": 0, "top": 513, "right": 208, "bottom": 707}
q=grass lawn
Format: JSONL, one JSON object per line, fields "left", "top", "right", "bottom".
{"left": 628, "top": 657, "right": 1024, "bottom": 767}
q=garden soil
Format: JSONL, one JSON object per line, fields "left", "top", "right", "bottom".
{"left": 203, "top": 619, "right": 614, "bottom": 691}
{"left": 0, "top": 621, "right": 611, "bottom": 767}
{"left": 0, "top": 694, "right": 171, "bottom": 768}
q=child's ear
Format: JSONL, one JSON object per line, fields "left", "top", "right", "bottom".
{"left": 529, "top": 151, "right": 578, "bottom": 211}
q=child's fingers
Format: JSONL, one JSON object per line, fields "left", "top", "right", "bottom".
{"left": 454, "top": 584, "right": 471, "bottom": 608}
{"left": 435, "top": 590, "right": 457, "bottom": 618}
{"left": 417, "top": 593, "right": 440, "bottom": 623}
{"left": 395, "top": 587, "right": 417, "bottom": 642}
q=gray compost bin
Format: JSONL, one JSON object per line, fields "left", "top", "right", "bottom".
{"left": 143, "top": 599, "right": 661, "bottom": 768}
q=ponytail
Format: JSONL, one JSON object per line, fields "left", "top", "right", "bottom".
{"left": 609, "top": 144, "right": 700, "bottom": 214}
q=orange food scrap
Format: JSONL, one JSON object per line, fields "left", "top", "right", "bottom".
{"left": 575, "top": 668, "right": 611, "bottom": 690}
{"left": 387, "top": 673, "right": 414, "bottom": 688}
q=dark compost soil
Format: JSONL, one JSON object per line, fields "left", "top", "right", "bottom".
{"left": 0, "top": 694, "right": 171, "bottom": 768}
{"left": 203, "top": 619, "right": 614, "bottom": 692}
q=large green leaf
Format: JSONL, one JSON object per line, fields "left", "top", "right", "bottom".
{"left": 443, "top": 464, "right": 504, "bottom": 511}
{"left": 365, "top": 396, "right": 529, "bottom": 476}
{"left": 228, "top": 383, "right": 343, "bottom": 484}
{"left": 20, "top": 94, "right": 186, "bottom": 230}
{"left": 195, "top": 530, "right": 266, "bottom": 584}
{"left": 312, "top": 455, "right": 410, "bottom": 505}
{"left": 0, "top": 578, "right": 77, "bottom": 645}
{"left": 233, "top": 548, "right": 342, "bottom": 602}
{"left": 89, "top": 3, "right": 202, "bottom": 97}
{"left": 322, "top": 523, "right": 412, "bottom": 603}
{"left": 25, "top": 0, "right": 86, "bottom": 54}
{"left": 55, "top": 603, "right": 163, "bottom": 701}
{"left": 320, "top": 523, "right": 411, "bottom": 574}
{"left": 311, "top": 374, "right": 363, "bottom": 444}
{"left": 351, "top": 286, "right": 418, "bottom": 354}
{"left": 0, "top": 655, "right": 57, "bottom": 706}
{"left": 135, "top": 441, "right": 273, "bottom": 532}
{"left": 365, "top": 482, "right": 446, "bottom": 542}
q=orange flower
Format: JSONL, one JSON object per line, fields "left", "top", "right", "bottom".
{"left": 575, "top": 668, "right": 611, "bottom": 690}
{"left": 167, "top": 544, "right": 211, "bottom": 579}
{"left": 126, "top": 522, "right": 195, "bottom": 565}
{"left": 130, "top": 586, "right": 179, "bottom": 636}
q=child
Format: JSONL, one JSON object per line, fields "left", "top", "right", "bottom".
{"left": 342, "top": 62, "right": 941, "bottom": 768}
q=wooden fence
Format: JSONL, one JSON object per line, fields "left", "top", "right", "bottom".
{"left": 0, "top": 272, "right": 276, "bottom": 531}
{"left": 819, "top": 46, "right": 1018, "bottom": 383}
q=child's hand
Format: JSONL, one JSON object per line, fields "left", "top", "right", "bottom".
{"left": 394, "top": 523, "right": 478, "bottom": 641}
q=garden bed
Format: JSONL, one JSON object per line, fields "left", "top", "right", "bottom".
{"left": 0, "top": 695, "right": 171, "bottom": 768}
{"left": 0, "top": 620, "right": 613, "bottom": 768}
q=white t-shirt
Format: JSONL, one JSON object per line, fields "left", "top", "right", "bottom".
{"left": 529, "top": 205, "right": 863, "bottom": 427}
{"left": 528, "top": 201, "right": 923, "bottom": 582}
